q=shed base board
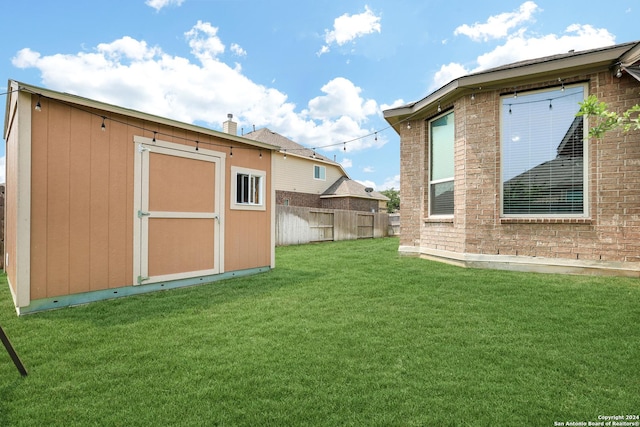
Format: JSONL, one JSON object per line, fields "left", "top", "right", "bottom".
{"left": 398, "top": 246, "right": 640, "bottom": 278}
{"left": 16, "top": 267, "right": 271, "bottom": 315}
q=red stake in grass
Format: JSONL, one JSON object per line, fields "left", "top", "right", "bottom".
{"left": 0, "top": 325, "right": 28, "bottom": 376}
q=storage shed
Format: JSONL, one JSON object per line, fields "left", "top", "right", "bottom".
{"left": 4, "top": 80, "right": 276, "bottom": 314}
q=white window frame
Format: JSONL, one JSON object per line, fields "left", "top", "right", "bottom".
{"left": 500, "top": 83, "right": 589, "bottom": 218}
{"left": 428, "top": 110, "right": 455, "bottom": 217}
{"left": 231, "top": 166, "right": 266, "bottom": 211}
{"left": 314, "top": 164, "right": 326, "bottom": 181}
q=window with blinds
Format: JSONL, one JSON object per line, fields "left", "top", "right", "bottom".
{"left": 429, "top": 111, "right": 455, "bottom": 216}
{"left": 501, "top": 84, "right": 587, "bottom": 216}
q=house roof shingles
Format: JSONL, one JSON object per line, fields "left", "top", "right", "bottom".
{"left": 321, "top": 176, "right": 389, "bottom": 202}
{"left": 243, "top": 128, "right": 333, "bottom": 162}
{"left": 244, "top": 128, "right": 388, "bottom": 202}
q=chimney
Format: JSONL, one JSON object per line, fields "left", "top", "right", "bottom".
{"left": 223, "top": 113, "right": 237, "bottom": 136}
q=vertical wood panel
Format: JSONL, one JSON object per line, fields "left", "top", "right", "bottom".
{"left": 90, "top": 114, "right": 110, "bottom": 291}
{"left": 30, "top": 100, "right": 49, "bottom": 300}
{"left": 68, "top": 109, "right": 92, "bottom": 294}
{"left": 108, "top": 120, "right": 128, "bottom": 288}
{"left": 125, "top": 121, "right": 137, "bottom": 285}
{"left": 46, "top": 104, "right": 71, "bottom": 297}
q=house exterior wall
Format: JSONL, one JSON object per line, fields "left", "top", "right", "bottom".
{"left": 276, "top": 190, "right": 322, "bottom": 208}
{"left": 273, "top": 154, "right": 343, "bottom": 194}
{"left": 399, "top": 71, "right": 640, "bottom": 274}
{"left": 320, "top": 196, "right": 382, "bottom": 212}
{"left": 4, "top": 86, "right": 273, "bottom": 313}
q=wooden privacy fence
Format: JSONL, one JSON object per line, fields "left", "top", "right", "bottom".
{"left": 276, "top": 206, "right": 389, "bottom": 246}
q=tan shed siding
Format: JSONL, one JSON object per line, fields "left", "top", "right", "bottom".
{"left": 225, "top": 152, "right": 272, "bottom": 271}
{"left": 68, "top": 108, "right": 91, "bottom": 295}
{"left": 6, "top": 84, "right": 275, "bottom": 308}
{"left": 274, "top": 155, "right": 343, "bottom": 194}
{"left": 29, "top": 103, "right": 136, "bottom": 299}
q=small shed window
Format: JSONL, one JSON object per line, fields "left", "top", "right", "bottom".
{"left": 231, "top": 166, "right": 266, "bottom": 211}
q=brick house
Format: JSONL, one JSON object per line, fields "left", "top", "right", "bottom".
{"left": 383, "top": 41, "right": 640, "bottom": 276}
{"left": 243, "top": 127, "right": 389, "bottom": 212}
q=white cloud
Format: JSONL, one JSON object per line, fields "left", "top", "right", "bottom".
{"left": 357, "top": 175, "right": 399, "bottom": 192}
{"left": 363, "top": 166, "right": 375, "bottom": 173}
{"left": 146, "top": 0, "right": 185, "bottom": 12}
{"left": 308, "top": 77, "right": 378, "bottom": 122}
{"left": 0, "top": 156, "right": 5, "bottom": 183}
{"left": 230, "top": 43, "right": 246, "bottom": 57}
{"left": 430, "top": 17, "right": 616, "bottom": 91}
{"left": 185, "top": 21, "right": 225, "bottom": 62}
{"left": 340, "top": 158, "right": 353, "bottom": 168}
{"left": 431, "top": 62, "right": 468, "bottom": 91}
{"left": 454, "top": 1, "right": 540, "bottom": 42}
{"left": 12, "top": 21, "right": 383, "bottom": 156}
{"left": 355, "top": 179, "right": 376, "bottom": 190}
{"left": 380, "top": 99, "right": 407, "bottom": 111}
{"left": 318, "top": 5, "right": 381, "bottom": 55}
{"left": 379, "top": 174, "right": 400, "bottom": 191}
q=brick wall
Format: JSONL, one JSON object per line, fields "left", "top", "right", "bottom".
{"left": 400, "top": 72, "right": 640, "bottom": 265}
{"left": 321, "top": 197, "right": 381, "bottom": 212}
{"left": 276, "top": 190, "right": 322, "bottom": 208}
{"left": 277, "top": 190, "right": 382, "bottom": 212}
{"left": 398, "top": 117, "right": 426, "bottom": 247}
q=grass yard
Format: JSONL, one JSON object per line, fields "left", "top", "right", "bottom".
{"left": 0, "top": 237, "right": 639, "bottom": 426}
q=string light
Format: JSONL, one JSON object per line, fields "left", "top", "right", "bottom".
{"left": 374, "top": 132, "right": 378, "bottom": 141}
{"left": 152, "top": 131, "right": 157, "bottom": 142}
{"left": 283, "top": 149, "right": 287, "bottom": 159}
{"left": 16, "top": 78, "right": 574, "bottom": 161}
{"left": 549, "top": 99, "right": 553, "bottom": 110}
{"left": 195, "top": 140, "right": 199, "bottom": 151}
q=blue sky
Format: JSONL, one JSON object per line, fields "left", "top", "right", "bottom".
{"left": 1, "top": 0, "right": 638, "bottom": 188}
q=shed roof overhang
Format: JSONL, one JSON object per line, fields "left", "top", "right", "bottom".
{"left": 383, "top": 41, "right": 640, "bottom": 133}
{"left": 5, "top": 80, "right": 279, "bottom": 152}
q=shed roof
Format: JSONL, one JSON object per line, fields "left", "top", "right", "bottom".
{"left": 5, "top": 80, "right": 279, "bottom": 152}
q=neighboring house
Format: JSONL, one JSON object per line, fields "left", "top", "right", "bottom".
{"left": 4, "top": 80, "right": 277, "bottom": 314}
{"left": 384, "top": 41, "right": 640, "bottom": 276}
{"left": 243, "top": 128, "right": 389, "bottom": 212}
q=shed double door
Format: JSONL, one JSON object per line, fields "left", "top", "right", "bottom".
{"left": 134, "top": 138, "right": 224, "bottom": 286}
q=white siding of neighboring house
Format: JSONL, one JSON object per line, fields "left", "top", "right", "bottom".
{"left": 274, "top": 153, "right": 345, "bottom": 194}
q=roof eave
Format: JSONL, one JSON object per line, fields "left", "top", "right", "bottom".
{"left": 383, "top": 42, "right": 640, "bottom": 132}
{"left": 11, "top": 80, "right": 279, "bottom": 151}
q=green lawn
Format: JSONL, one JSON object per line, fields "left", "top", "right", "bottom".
{"left": 1, "top": 237, "right": 638, "bottom": 426}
